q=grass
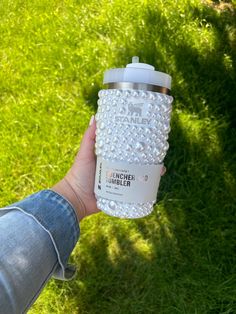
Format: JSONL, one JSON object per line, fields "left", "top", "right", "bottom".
{"left": 0, "top": 0, "right": 236, "bottom": 313}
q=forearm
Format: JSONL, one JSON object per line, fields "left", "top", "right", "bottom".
{"left": 0, "top": 190, "right": 80, "bottom": 313}
{"left": 52, "top": 177, "right": 86, "bottom": 222}
{"left": 0, "top": 210, "right": 58, "bottom": 313}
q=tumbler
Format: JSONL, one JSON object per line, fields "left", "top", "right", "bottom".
{"left": 94, "top": 57, "right": 173, "bottom": 218}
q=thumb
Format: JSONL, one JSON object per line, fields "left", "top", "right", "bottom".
{"left": 77, "top": 115, "right": 96, "bottom": 161}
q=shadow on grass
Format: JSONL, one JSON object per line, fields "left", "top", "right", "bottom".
{"left": 56, "top": 2, "right": 236, "bottom": 313}
{"left": 60, "top": 113, "right": 235, "bottom": 313}
{"left": 81, "top": 82, "right": 100, "bottom": 111}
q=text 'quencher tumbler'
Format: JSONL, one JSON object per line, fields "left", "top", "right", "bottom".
{"left": 94, "top": 57, "right": 173, "bottom": 218}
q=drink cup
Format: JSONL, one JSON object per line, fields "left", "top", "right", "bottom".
{"left": 94, "top": 57, "right": 173, "bottom": 218}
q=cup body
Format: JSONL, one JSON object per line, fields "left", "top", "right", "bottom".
{"left": 94, "top": 88, "right": 173, "bottom": 218}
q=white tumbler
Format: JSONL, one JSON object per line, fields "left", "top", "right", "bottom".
{"left": 94, "top": 57, "right": 173, "bottom": 218}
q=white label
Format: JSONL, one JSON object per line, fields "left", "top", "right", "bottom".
{"left": 94, "top": 157, "right": 162, "bottom": 203}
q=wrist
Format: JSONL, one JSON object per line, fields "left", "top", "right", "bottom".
{"left": 51, "top": 178, "right": 86, "bottom": 222}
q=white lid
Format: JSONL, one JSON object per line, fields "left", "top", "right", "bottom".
{"left": 103, "top": 56, "right": 171, "bottom": 90}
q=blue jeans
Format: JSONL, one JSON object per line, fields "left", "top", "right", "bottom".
{"left": 0, "top": 190, "right": 80, "bottom": 314}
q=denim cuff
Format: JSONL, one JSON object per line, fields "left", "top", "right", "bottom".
{"left": 3, "top": 189, "right": 80, "bottom": 280}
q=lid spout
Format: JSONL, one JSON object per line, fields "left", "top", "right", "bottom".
{"left": 132, "top": 56, "right": 139, "bottom": 63}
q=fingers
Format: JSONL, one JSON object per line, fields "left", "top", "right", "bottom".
{"left": 77, "top": 115, "right": 96, "bottom": 161}
{"left": 161, "top": 166, "right": 166, "bottom": 176}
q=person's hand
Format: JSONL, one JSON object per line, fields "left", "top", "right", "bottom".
{"left": 52, "top": 115, "right": 167, "bottom": 222}
{"left": 52, "top": 115, "right": 99, "bottom": 221}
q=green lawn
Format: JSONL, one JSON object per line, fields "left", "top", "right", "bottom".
{"left": 0, "top": 0, "right": 236, "bottom": 313}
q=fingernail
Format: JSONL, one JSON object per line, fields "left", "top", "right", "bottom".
{"left": 161, "top": 166, "right": 166, "bottom": 176}
{"left": 89, "top": 115, "right": 95, "bottom": 126}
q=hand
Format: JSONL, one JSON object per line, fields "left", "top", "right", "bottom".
{"left": 52, "top": 115, "right": 99, "bottom": 221}
{"left": 52, "top": 115, "right": 167, "bottom": 222}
